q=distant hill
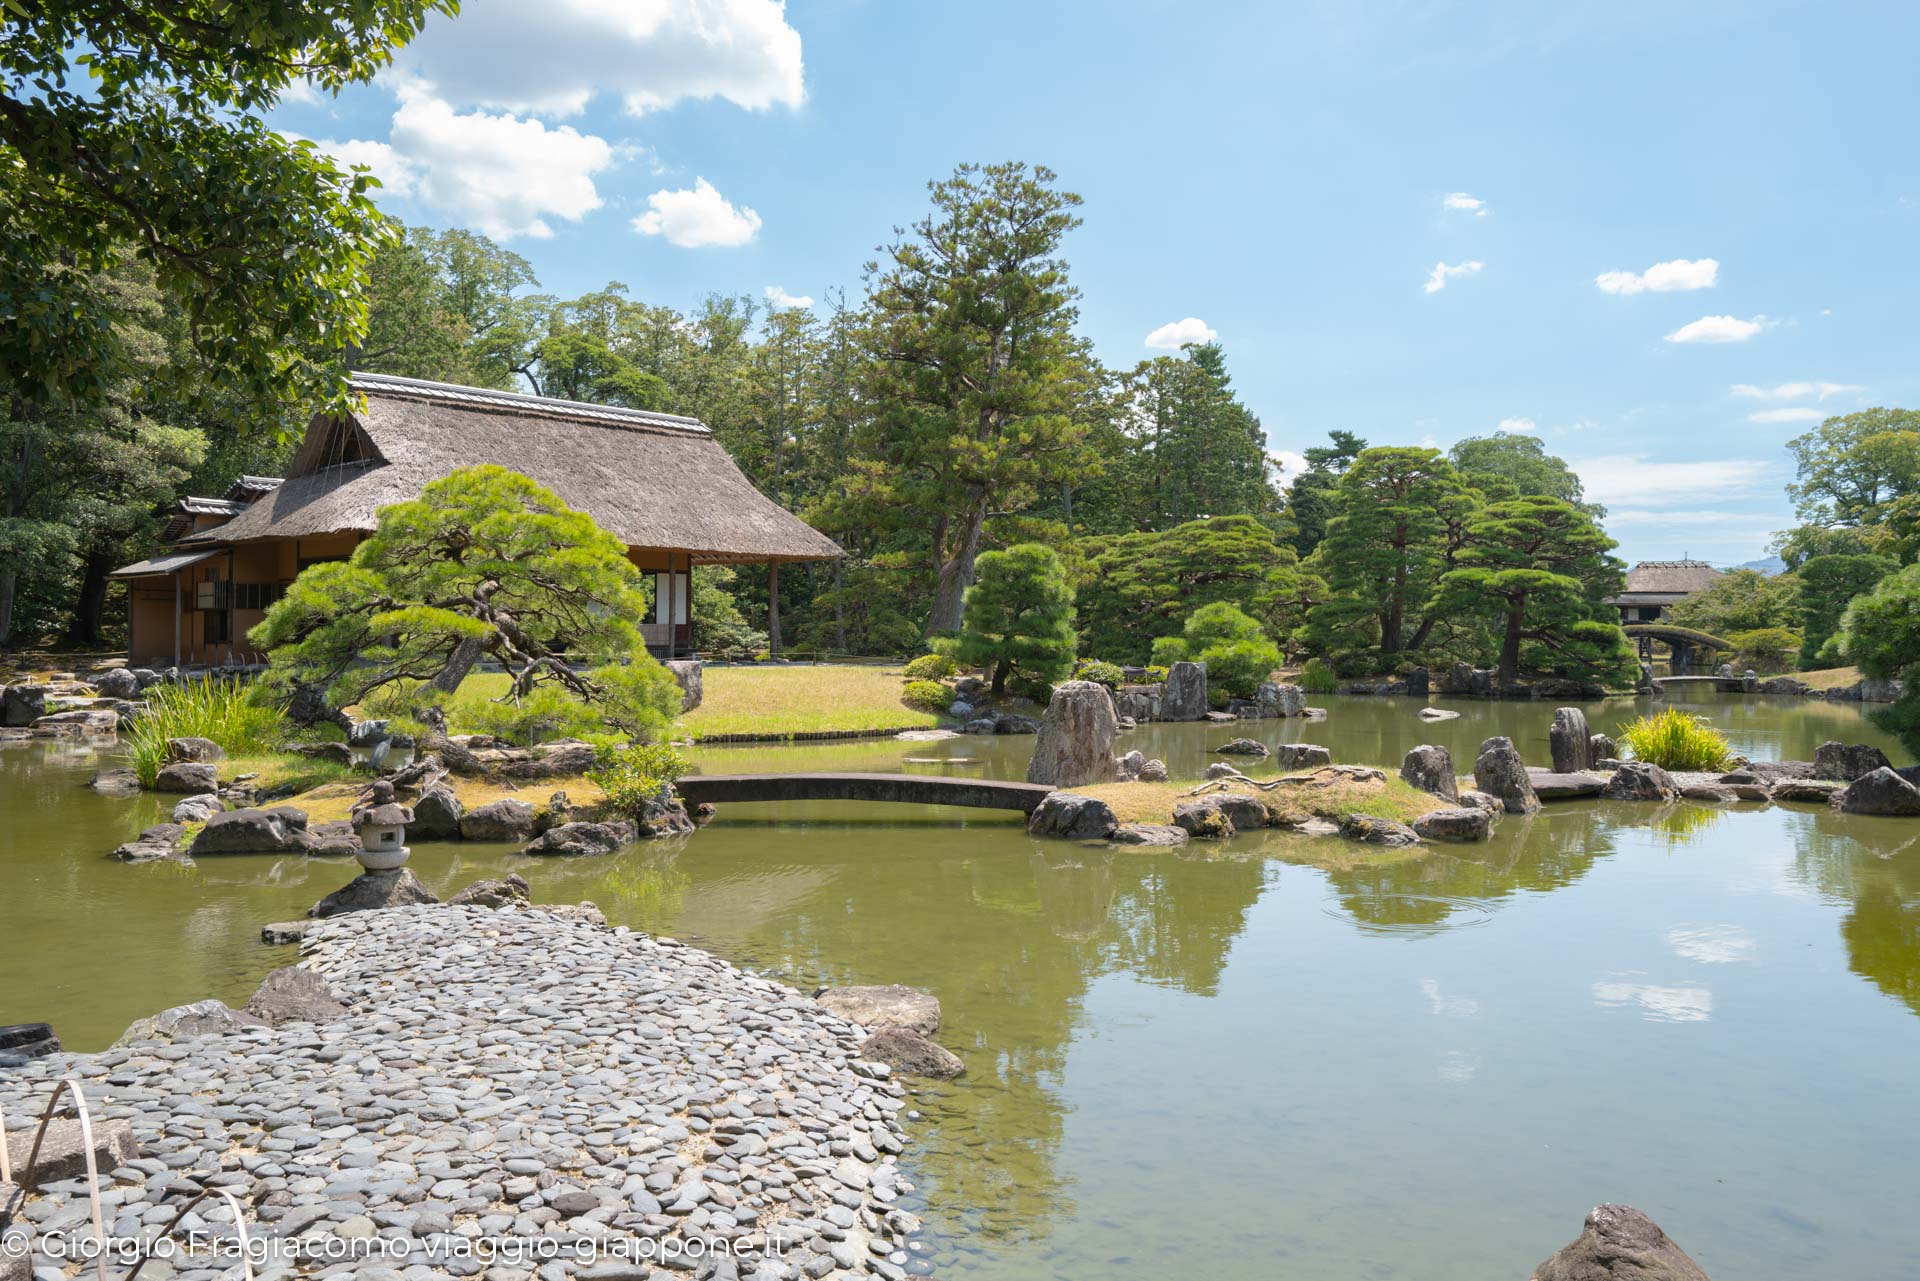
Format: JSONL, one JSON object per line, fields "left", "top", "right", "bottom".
{"left": 1725, "top": 555, "right": 1787, "bottom": 575}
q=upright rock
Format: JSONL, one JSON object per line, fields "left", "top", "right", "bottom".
{"left": 1531, "top": 1204, "right": 1710, "bottom": 1281}
{"left": 1815, "top": 740, "right": 1894, "bottom": 783}
{"left": 1160, "top": 661, "right": 1208, "bottom": 721}
{"left": 1548, "top": 707, "right": 1593, "bottom": 773}
{"left": 1590, "top": 732, "right": 1617, "bottom": 762}
{"left": 1027, "top": 680, "right": 1119, "bottom": 787}
{"left": 2, "top": 684, "right": 46, "bottom": 726}
{"left": 665, "top": 659, "right": 704, "bottom": 712}
{"left": 1474, "top": 736, "right": 1541, "bottom": 815}
{"left": 1400, "top": 744, "right": 1459, "bottom": 801}
{"left": 1255, "top": 682, "right": 1307, "bottom": 718}
{"left": 409, "top": 784, "right": 465, "bottom": 839}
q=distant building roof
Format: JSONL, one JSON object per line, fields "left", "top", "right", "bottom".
{"left": 1607, "top": 559, "right": 1724, "bottom": 605}
{"left": 225, "top": 475, "right": 284, "bottom": 500}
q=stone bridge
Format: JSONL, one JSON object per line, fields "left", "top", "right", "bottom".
{"left": 676, "top": 772, "right": 1056, "bottom": 814}
{"left": 1622, "top": 623, "right": 1733, "bottom": 673}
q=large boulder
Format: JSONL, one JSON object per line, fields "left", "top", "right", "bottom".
{"left": 1338, "top": 814, "right": 1422, "bottom": 846}
{"left": 114, "top": 999, "right": 265, "bottom": 1047}
{"left": 994, "top": 714, "right": 1040, "bottom": 735}
{"left": 87, "top": 767, "right": 142, "bottom": 797}
{"left": 1026, "top": 680, "right": 1119, "bottom": 787}
{"left": 1255, "top": 682, "right": 1307, "bottom": 718}
{"left": 1832, "top": 767, "right": 1920, "bottom": 817}
{"left": 447, "top": 873, "right": 532, "bottom": 908}
{"left": 4, "top": 1117, "right": 141, "bottom": 1187}
{"left": 1210, "top": 792, "right": 1273, "bottom": 832}
{"left": 189, "top": 806, "right": 314, "bottom": 855}
{"left": 1400, "top": 744, "right": 1459, "bottom": 801}
{"left": 1215, "top": 737, "right": 1268, "bottom": 757}
{"left": 665, "top": 659, "right": 703, "bottom": 712}
{"left": 637, "top": 788, "right": 696, "bottom": 838}
{"left": 309, "top": 867, "right": 439, "bottom": 918}
{"left": 1473, "top": 736, "right": 1541, "bottom": 815}
{"left": 859, "top": 1027, "right": 964, "bottom": 1079}
{"left": 1413, "top": 807, "right": 1492, "bottom": 842}
{"left": 1602, "top": 761, "right": 1678, "bottom": 802}
{"left": 306, "top": 818, "right": 361, "bottom": 857}
{"left": 1814, "top": 740, "right": 1894, "bottom": 783}
{"left": 1172, "top": 799, "right": 1234, "bottom": 838}
{"left": 522, "top": 820, "right": 638, "bottom": 856}
{"left": 91, "top": 667, "right": 139, "bottom": 698}
{"left": 1548, "top": 707, "right": 1593, "bottom": 773}
{"left": 459, "top": 798, "right": 538, "bottom": 842}
{"left": 170, "top": 792, "right": 224, "bottom": 825}
{"left": 154, "top": 760, "right": 218, "bottom": 793}
{"left": 1530, "top": 772, "right": 1606, "bottom": 800}
{"left": 1272, "top": 743, "right": 1333, "bottom": 770}
{"left": 1137, "top": 758, "right": 1169, "bottom": 782}
{"left": 1530, "top": 1204, "right": 1710, "bottom": 1281}
{"left": 243, "top": 966, "right": 348, "bottom": 1027}
{"left": 1, "top": 683, "right": 46, "bottom": 726}
{"left": 165, "top": 735, "right": 225, "bottom": 763}
{"left": 1160, "top": 661, "right": 1209, "bottom": 721}
{"left": 816, "top": 984, "right": 941, "bottom": 1035}
{"left": 409, "top": 785, "right": 465, "bottom": 839}
{"left": 113, "top": 823, "right": 187, "bottom": 862}
{"left": 1590, "top": 732, "right": 1617, "bottom": 762}
{"left": 1440, "top": 662, "right": 1476, "bottom": 696}
{"left": 1025, "top": 792, "right": 1118, "bottom": 840}
{"left": 1401, "top": 666, "right": 1430, "bottom": 697}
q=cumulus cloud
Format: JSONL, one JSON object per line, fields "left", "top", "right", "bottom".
{"left": 1595, "top": 257, "right": 1719, "bottom": 294}
{"left": 1496, "top": 416, "right": 1536, "bottom": 433}
{"left": 1443, "top": 192, "right": 1488, "bottom": 216}
{"left": 633, "top": 178, "right": 763, "bottom": 247}
{"left": 1269, "top": 449, "right": 1308, "bottom": 487}
{"left": 1747, "top": 408, "right": 1827, "bottom": 425}
{"left": 1665, "top": 314, "right": 1770, "bottom": 344}
{"left": 764, "top": 285, "right": 813, "bottom": 310}
{"left": 1569, "top": 454, "right": 1778, "bottom": 509}
{"left": 1424, "top": 260, "right": 1483, "bottom": 294}
{"left": 296, "top": 89, "right": 616, "bottom": 239}
{"left": 1144, "top": 317, "right": 1218, "bottom": 349}
{"left": 1729, "top": 381, "right": 1861, "bottom": 401}
{"left": 390, "top": 0, "right": 805, "bottom": 117}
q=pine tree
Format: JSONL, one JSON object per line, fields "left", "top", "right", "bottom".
{"left": 955, "top": 544, "right": 1077, "bottom": 696}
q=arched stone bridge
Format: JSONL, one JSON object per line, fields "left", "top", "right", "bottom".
{"left": 1623, "top": 623, "right": 1733, "bottom": 673}
{"left": 676, "top": 772, "right": 1055, "bottom": 814}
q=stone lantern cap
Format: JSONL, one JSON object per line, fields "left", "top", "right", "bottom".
{"left": 355, "top": 803, "right": 414, "bottom": 829}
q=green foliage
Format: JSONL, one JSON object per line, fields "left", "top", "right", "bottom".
{"left": 1150, "top": 635, "right": 1190, "bottom": 667}
{"left": 1826, "top": 563, "right": 1920, "bottom": 757}
{"left": 125, "top": 677, "right": 285, "bottom": 788}
{"left": 2, "top": 0, "right": 452, "bottom": 409}
{"left": 1072, "top": 659, "right": 1125, "bottom": 690}
{"left": 691, "top": 565, "right": 767, "bottom": 655}
{"left": 1617, "top": 707, "right": 1732, "bottom": 772}
{"left": 901, "top": 680, "right": 956, "bottom": 713}
{"left": 1106, "top": 343, "right": 1278, "bottom": 528}
{"left": 1785, "top": 409, "right": 1920, "bottom": 528}
{"left": 955, "top": 543, "right": 1078, "bottom": 694}
{"left": 1075, "top": 515, "right": 1314, "bottom": 663}
{"left": 1795, "top": 553, "right": 1895, "bottom": 668}
{"left": 1448, "top": 433, "right": 1604, "bottom": 516}
{"left": 587, "top": 743, "right": 691, "bottom": 818}
{"left": 1666, "top": 568, "right": 1801, "bottom": 638}
{"left": 252, "top": 466, "right": 678, "bottom": 743}
{"left": 903, "top": 653, "right": 958, "bottom": 681}
{"left": 1158, "top": 602, "right": 1281, "bottom": 699}
{"left": 1299, "top": 657, "right": 1340, "bottom": 694}
{"left": 1143, "top": 665, "right": 1169, "bottom": 684}
{"left": 1281, "top": 431, "right": 1367, "bottom": 557}
{"left": 1726, "top": 628, "right": 1801, "bottom": 673}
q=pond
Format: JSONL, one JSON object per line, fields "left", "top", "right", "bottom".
{"left": 3, "top": 689, "right": 1918, "bottom": 1279}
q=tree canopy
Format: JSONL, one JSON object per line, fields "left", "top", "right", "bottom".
{"left": 954, "top": 543, "right": 1077, "bottom": 697}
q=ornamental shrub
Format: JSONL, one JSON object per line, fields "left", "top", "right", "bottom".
{"left": 901, "top": 680, "right": 956, "bottom": 713}
{"left": 1617, "top": 707, "right": 1731, "bottom": 771}
{"left": 1153, "top": 602, "right": 1282, "bottom": 698}
{"left": 1073, "top": 659, "right": 1125, "bottom": 690}
{"left": 903, "top": 653, "right": 958, "bottom": 681}
{"left": 1726, "top": 627, "right": 1800, "bottom": 673}
{"left": 588, "top": 742, "right": 691, "bottom": 817}
{"left": 955, "top": 544, "right": 1077, "bottom": 695}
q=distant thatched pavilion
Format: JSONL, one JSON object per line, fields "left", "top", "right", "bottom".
{"left": 113, "top": 373, "right": 842, "bottom": 668}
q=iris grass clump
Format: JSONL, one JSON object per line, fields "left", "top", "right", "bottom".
{"left": 1616, "top": 706, "right": 1732, "bottom": 772}
{"left": 125, "top": 677, "right": 286, "bottom": 787}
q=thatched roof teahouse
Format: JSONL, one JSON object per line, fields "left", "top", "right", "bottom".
{"left": 113, "top": 373, "right": 841, "bottom": 668}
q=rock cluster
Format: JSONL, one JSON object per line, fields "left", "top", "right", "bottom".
{"left": 0, "top": 908, "right": 922, "bottom": 1281}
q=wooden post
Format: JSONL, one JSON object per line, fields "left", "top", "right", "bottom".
{"left": 665, "top": 554, "right": 680, "bottom": 660}
{"left": 225, "top": 550, "right": 236, "bottom": 666}
{"left": 172, "top": 574, "right": 181, "bottom": 669}
{"left": 768, "top": 561, "right": 781, "bottom": 659}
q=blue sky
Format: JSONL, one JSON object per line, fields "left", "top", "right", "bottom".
{"left": 271, "top": 0, "right": 1919, "bottom": 565}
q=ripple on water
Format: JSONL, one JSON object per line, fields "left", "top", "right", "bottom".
{"left": 1322, "top": 893, "right": 1498, "bottom": 935}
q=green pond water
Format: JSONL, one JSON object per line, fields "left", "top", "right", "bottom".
{"left": 4, "top": 690, "right": 1919, "bottom": 1278}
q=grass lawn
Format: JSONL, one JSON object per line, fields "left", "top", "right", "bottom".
{"left": 291, "top": 770, "right": 604, "bottom": 825}
{"left": 447, "top": 664, "right": 941, "bottom": 741}
{"left": 1795, "top": 666, "right": 1862, "bottom": 691}
{"left": 221, "top": 753, "right": 356, "bottom": 796}
{"left": 1077, "top": 770, "right": 1444, "bottom": 828}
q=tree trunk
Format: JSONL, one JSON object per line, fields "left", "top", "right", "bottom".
{"left": 767, "top": 561, "right": 781, "bottom": 656}
{"left": 64, "top": 548, "right": 115, "bottom": 645}
{"left": 1499, "top": 601, "right": 1526, "bottom": 687}
{"left": 0, "top": 569, "right": 15, "bottom": 648}
{"left": 427, "top": 634, "right": 490, "bottom": 694}
{"left": 927, "top": 491, "right": 989, "bottom": 634}
{"left": 991, "top": 657, "right": 1011, "bottom": 694}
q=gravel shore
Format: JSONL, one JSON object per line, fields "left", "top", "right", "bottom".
{"left": 1, "top": 907, "right": 923, "bottom": 1280}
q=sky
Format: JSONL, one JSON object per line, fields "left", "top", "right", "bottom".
{"left": 269, "top": 0, "right": 1920, "bottom": 566}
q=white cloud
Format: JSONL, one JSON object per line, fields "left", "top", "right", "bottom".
{"left": 1665, "top": 314, "right": 1770, "bottom": 344}
{"left": 1424, "top": 260, "right": 1483, "bottom": 294}
{"left": 297, "top": 90, "right": 616, "bottom": 239}
{"left": 1144, "top": 317, "right": 1218, "bottom": 349}
{"left": 1496, "top": 416, "right": 1537, "bottom": 433}
{"left": 763, "top": 285, "right": 813, "bottom": 311}
{"left": 1728, "top": 381, "right": 1861, "bottom": 401}
{"left": 1269, "top": 450, "right": 1308, "bottom": 487}
{"left": 1747, "top": 408, "right": 1826, "bottom": 425}
{"left": 1666, "top": 925, "right": 1756, "bottom": 965}
{"left": 1443, "top": 192, "right": 1488, "bottom": 216}
{"left": 632, "top": 178, "right": 763, "bottom": 247}
{"left": 1595, "top": 257, "right": 1719, "bottom": 295}
{"left": 390, "top": 0, "right": 805, "bottom": 118}
{"left": 1569, "top": 454, "right": 1778, "bottom": 509}
{"left": 1603, "top": 509, "right": 1785, "bottom": 532}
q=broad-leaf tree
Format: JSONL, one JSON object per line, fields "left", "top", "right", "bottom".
{"left": 1785, "top": 409, "right": 1920, "bottom": 528}
{"left": 3, "top": 0, "right": 454, "bottom": 408}
{"left": 1796, "top": 553, "right": 1895, "bottom": 667}
{"left": 954, "top": 543, "right": 1077, "bottom": 696}
{"left": 1666, "top": 568, "right": 1802, "bottom": 638}
{"left": 1826, "top": 563, "right": 1920, "bottom": 757}
{"left": 1428, "top": 495, "right": 1632, "bottom": 687}
{"left": 859, "top": 162, "right": 1092, "bottom": 632}
{"left": 251, "top": 465, "right": 681, "bottom": 741}
{"left": 1448, "top": 433, "right": 1603, "bottom": 517}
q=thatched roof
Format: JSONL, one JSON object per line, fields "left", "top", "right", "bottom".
{"left": 1610, "top": 559, "right": 1724, "bottom": 603}
{"left": 190, "top": 373, "right": 842, "bottom": 564}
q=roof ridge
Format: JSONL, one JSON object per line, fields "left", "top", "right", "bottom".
{"left": 349, "top": 371, "right": 709, "bottom": 435}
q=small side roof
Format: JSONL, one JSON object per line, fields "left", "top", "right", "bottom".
{"left": 110, "top": 547, "right": 222, "bottom": 579}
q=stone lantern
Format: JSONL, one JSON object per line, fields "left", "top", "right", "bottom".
{"left": 353, "top": 802, "right": 413, "bottom": 872}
